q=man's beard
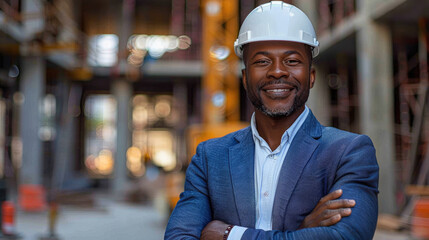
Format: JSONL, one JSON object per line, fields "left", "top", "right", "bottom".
{"left": 246, "top": 79, "right": 309, "bottom": 118}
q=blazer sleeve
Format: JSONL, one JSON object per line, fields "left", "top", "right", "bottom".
{"left": 242, "top": 134, "right": 379, "bottom": 240}
{"left": 164, "top": 142, "right": 212, "bottom": 240}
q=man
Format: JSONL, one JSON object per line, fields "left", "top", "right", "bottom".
{"left": 165, "top": 1, "right": 379, "bottom": 239}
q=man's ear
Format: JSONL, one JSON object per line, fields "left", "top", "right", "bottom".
{"left": 309, "top": 67, "right": 316, "bottom": 89}
{"left": 242, "top": 69, "right": 248, "bottom": 90}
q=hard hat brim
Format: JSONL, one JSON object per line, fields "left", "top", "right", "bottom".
{"left": 234, "top": 39, "right": 319, "bottom": 58}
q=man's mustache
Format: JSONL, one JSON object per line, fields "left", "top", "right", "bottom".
{"left": 258, "top": 79, "right": 299, "bottom": 90}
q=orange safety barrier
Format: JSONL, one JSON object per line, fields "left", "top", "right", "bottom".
{"left": 18, "top": 184, "right": 47, "bottom": 211}
{"left": 2, "top": 201, "right": 15, "bottom": 235}
{"left": 412, "top": 198, "right": 429, "bottom": 239}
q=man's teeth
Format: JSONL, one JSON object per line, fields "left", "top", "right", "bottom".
{"left": 266, "top": 89, "right": 290, "bottom": 93}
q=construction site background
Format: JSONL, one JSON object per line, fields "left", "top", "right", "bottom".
{"left": 0, "top": 0, "right": 429, "bottom": 239}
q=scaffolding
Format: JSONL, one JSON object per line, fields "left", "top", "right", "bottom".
{"left": 317, "top": 0, "right": 356, "bottom": 35}
{"left": 395, "top": 19, "right": 429, "bottom": 190}
{"left": 393, "top": 19, "right": 429, "bottom": 224}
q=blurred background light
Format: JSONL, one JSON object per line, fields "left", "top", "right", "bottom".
{"left": 12, "top": 92, "right": 24, "bottom": 105}
{"left": 132, "top": 106, "right": 148, "bottom": 127}
{"left": 327, "top": 74, "right": 341, "bottom": 89}
{"left": 177, "top": 35, "right": 192, "bottom": 50}
{"left": 212, "top": 91, "right": 226, "bottom": 107}
{"left": 88, "top": 34, "right": 119, "bottom": 67}
{"left": 94, "top": 149, "right": 114, "bottom": 175}
{"left": 127, "top": 146, "right": 142, "bottom": 163}
{"left": 154, "top": 99, "right": 171, "bottom": 118}
{"left": 38, "top": 94, "right": 57, "bottom": 141}
{"left": 209, "top": 45, "right": 230, "bottom": 61}
{"left": 85, "top": 154, "right": 96, "bottom": 171}
{"left": 126, "top": 146, "right": 145, "bottom": 177}
{"left": 152, "top": 150, "right": 176, "bottom": 171}
{"left": 205, "top": 1, "right": 221, "bottom": 16}
{"left": 38, "top": 126, "right": 56, "bottom": 141}
{"left": 84, "top": 95, "right": 117, "bottom": 177}
{"left": 127, "top": 34, "right": 191, "bottom": 61}
{"left": 8, "top": 65, "right": 19, "bottom": 78}
{"left": 147, "top": 130, "right": 176, "bottom": 171}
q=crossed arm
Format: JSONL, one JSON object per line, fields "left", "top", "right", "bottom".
{"left": 201, "top": 189, "right": 356, "bottom": 240}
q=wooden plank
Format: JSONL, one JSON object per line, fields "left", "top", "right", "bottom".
{"left": 406, "top": 185, "right": 429, "bottom": 196}
{"left": 377, "top": 214, "right": 403, "bottom": 231}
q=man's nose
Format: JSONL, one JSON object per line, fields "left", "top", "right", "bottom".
{"left": 267, "top": 60, "right": 289, "bottom": 79}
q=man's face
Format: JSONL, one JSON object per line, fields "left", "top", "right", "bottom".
{"left": 242, "top": 41, "right": 315, "bottom": 118}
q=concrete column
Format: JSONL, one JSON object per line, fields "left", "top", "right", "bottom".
{"left": 295, "top": 0, "right": 330, "bottom": 126}
{"left": 22, "top": 0, "right": 44, "bottom": 38}
{"left": 20, "top": 56, "right": 45, "bottom": 185}
{"left": 308, "top": 65, "right": 331, "bottom": 126}
{"left": 357, "top": 18, "right": 396, "bottom": 214}
{"left": 112, "top": 80, "right": 132, "bottom": 198}
{"left": 173, "top": 83, "right": 187, "bottom": 168}
{"left": 52, "top": 80, "right": 79, "bottom": 191}
{"left": 53, "top": 107, "right": 77, "bottom": 189}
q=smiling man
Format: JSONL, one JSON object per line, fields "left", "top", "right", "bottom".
{"left": 165, "top": 1, "right": 379, "bottom": 240}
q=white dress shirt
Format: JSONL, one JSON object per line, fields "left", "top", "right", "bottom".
{"left": 228, "top": 106, "right": 309, "bottom": 239}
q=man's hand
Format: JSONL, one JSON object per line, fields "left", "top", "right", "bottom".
{"left": 201, "top": 190, "right": 354, "bottom": 238}
{"left": 200, "top": 220, "right": 230, "bottom": 240}
{"left": 299, "top": 189, "right": 356, "bottom": 229}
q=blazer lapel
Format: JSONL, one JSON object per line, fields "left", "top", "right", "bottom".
{"left": 272, "top": 111, "right": 322, "bottom": 230}
{"left": 229, "top": 128, "right": 256, "bottom": 228}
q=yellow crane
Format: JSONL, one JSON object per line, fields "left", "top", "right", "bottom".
{"left": 187, "top": 0, "right": 248, "bottom": 159}
{"left": 168, "top": 0, "right": 247, "bottom": 211}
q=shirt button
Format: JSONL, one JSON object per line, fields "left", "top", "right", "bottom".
{"left": 264, "top": 191, "right": 269, "bottom": 197}
{"left": 273, "top": 155, "right": 277, "bottom": 160}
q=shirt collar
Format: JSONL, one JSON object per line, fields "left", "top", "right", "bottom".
{"left": 250, "top": 106, "right": 310, "bottom": 150}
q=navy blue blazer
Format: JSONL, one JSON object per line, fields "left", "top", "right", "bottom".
{"left": 165, "top": 111, "right": 379, "bottom": 239}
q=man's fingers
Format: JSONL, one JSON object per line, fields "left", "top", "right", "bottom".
{"left": 319, "top": 207, "right": 353, "bottom": 227}
{"left": 336, "top": 207, "right": 352, "bottom": 217}
{"left": 319, "top": 189, "right": 342, "bottom": 203}
{"left": 314, "top": 189, "right": 343, "bottom": 209}
{"left": 314, "top": 191, "right": 355, "bottom": 213}
{"left": 320, "top": 214, "right": 342, "bottom": 227}
{"left": 321, "top": 208, "right": 352, "bottom": 219}
{"left": 301, "top": 190, "right": 355, "bottom": 229}
{"left": 326, "top": 199, "right": 356, "bottom": 209}
{"left": 301, "top": 207, "right": 352, "bottom": 229}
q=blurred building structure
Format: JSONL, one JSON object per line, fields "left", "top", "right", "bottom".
{"left": 0, "top": 0, "right": 427, "bottom": 232}
{"left": 297, "top": 0, "right": 429, "bottom": 218}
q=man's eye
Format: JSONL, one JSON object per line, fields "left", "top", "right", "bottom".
{"left": 285, "top": 59, "right": 300, "bottom": 65}
{"left": 254, "top": 59, "right": 270, "bottom": 65}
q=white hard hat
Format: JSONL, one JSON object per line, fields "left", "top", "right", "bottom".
{"left": 234, "top": 1, "right": 319, "bottom": 58}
